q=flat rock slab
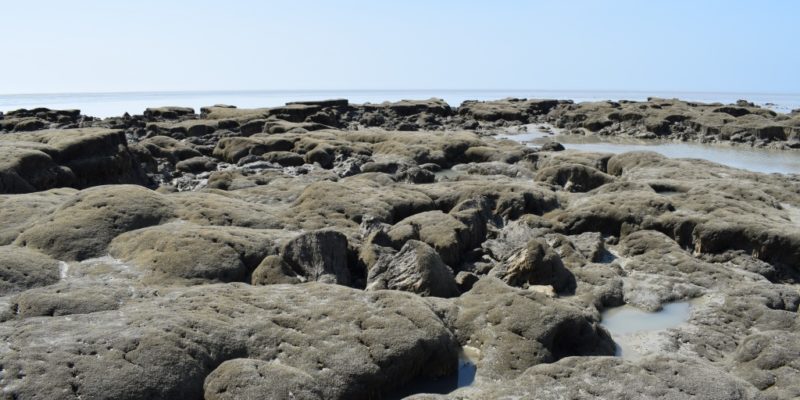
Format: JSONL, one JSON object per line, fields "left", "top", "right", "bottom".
{"left": 0, "top": 283, "right": 459, "bottom": 400}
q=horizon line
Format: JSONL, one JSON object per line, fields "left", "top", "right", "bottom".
{"left": 2, "top": 88, "right": 800, "bottom": 98}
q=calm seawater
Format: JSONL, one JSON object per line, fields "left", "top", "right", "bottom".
{"left": 1, "top": 90, "right": 800, "bottom": 118}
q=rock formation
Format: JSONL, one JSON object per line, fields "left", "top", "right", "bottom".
{"left": 0, "top": 97, "right": 798, "bottom": 399}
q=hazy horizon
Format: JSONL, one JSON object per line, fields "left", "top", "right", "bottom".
{"left": 4, "top": 88, "right": 800, "bottom": 97}
{"left": 2, "top": 0, "right": 798, "bottom": 95}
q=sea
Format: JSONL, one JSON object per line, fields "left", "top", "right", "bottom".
{"left": 1, "top": 90, "right": 799, "bottom": 118}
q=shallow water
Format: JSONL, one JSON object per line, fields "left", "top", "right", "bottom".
{"left": 433, "top": 168, "right": 464, "bottom": 181}
{"left": 600, "top": 302, "right": 692, "bottom": 358}
{"left": 495, "top": 128, "right": 555, "bottom": 144}
{"left": 601, "top": 302, "right": 692, "bottom": 336}
{"left": 783, "top": 203, "right": 800, "bottom": 224}
{"left": 388, "top": 347, "right": 478, "bottom": 399}
{"left": 562, "top": 139, "right": 800, "bottom": 175}
{"left": 2, "top": 89, "right": 799, "bottom": 118}
{"left": 497, "top": 126, "right": 800, "bottom": 175}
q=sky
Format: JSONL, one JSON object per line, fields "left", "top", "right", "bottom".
{"left": 1, "top": 0, "right": 798, "bottom": 95}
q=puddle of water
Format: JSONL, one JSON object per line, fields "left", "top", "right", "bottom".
{"left": 782, "top": 203, "right": 800, "bottom": 224}
{"left": 493, "top": 127, "right": 800, "bottom": 175}
{"left": 495, "top": 124, "right": 558, "bottom": 144}
{"left": 387, "top": 347, "right": 478, "bottom": 399}
{"left": 602, "top": 302, "right": 691, "bottom": 335}
{"left": 560, "top": 140, "right": 800, "bottom": 175}
{"left": 433, "top": 168, "right": 464, "bottom": 181}
{"left": 58, "top": 261, "right": 70, "bottom": 280}
{"left": 600, "top": 302, "right": 692, "bottom": 359}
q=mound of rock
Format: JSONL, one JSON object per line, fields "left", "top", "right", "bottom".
{"left": 0, "top": 128, "right": 148, "bottom": 193}
{"left": 367, "top": 240, "right": 460, "bottom": 297}
{"left": 15, "top": 185, "right": 175, "bottom": 260}
{"left": 546, "top": 98, "right": 799, "bottom": 147}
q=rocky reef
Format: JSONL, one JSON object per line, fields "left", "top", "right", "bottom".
{"left": 0, "top": 97, "right": 798, "bottom": 399}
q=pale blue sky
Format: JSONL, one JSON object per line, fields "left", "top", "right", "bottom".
{"left": 1, "top": 0, "right": 798, "bottom": 94}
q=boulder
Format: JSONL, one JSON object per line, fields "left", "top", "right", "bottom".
{"left": 175, "top": 156, "right": 218, "bottom": 173}
{"left": 261, "top": 151, "right": 305, "bottom": 167}
{"left": 539, "top": 141, "right": 565, "bottom": 151}
{"left": 204, "top": 359, "right": 324, "bottom": 400}
{"left": 387, "top": 211, "right": 474, "bottom": 267}
{"left": 10, "top": 280, "right": 134, "bottom": 319}
{"left": 0, "top": 245, "right": 61, "bottom": 296}
{"left": 731, "top": 331, "right": 800, "bottom": 398}
{"left": 534, "top": 163, "right": 614, "bottom": 192}
{"left": 171, "top": 191, "right": 283, "bottom": 229}
{"left": 280, "top": 230, "right": 352, "bottom": 285}
{"left": 147, "top": 120, "right": 219, "bottom": 138}
{"left": 489, "top": 238, "right": 575, "bottom": 293}
{"left": 143, "top": 106, "right": 195, "bottom": 120}
{"left": 0, "top": 146, "right": 74, "bottom": 194}
{"left": 0, "top": 128, "right": 148, "bottom": 193}
{"left": 140, "top": 135, "right": 203, "bottom": 162}
{"left": 0, "top": 283, "right": 459, "bottom": 400}
{"left": 367, "top": 240, "right": 459, "bottom": 298}
{"left": 419, "top": 355, "right": 764, "bottom": 400}
{"left": 237, "top": 118, "right": 266, "bottom": 135}
{"left": 288, "top": 176, "right": 435, "bottom": 230}
{"left": 109, "top": 222, "right": 288, "bottom": 282}
{"left": 0, "top": 188, "right": 76, "bottom": 245}
{"left": 458, "top": 99, "right": 565, "bottom": 122}
{"left": 15, "top": 185, "right": 176, "bottom": 260}
{"left": 212, "top": 136, "right": 295, "bottom": 163}
{"left": 550, "top": 190, "right": 674, "bottom": 236}
{"left": 447, "top": 278, "right": 615, "bottom": 380}
{"left": 250, "top": 255, "right": 303, "bottom": 285}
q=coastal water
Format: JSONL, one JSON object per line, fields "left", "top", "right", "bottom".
{"left": 497, "top": 128, "right": 800, "bottom": 175}
{"left": 2, "top": 89, "right": 800, "bottom": 118}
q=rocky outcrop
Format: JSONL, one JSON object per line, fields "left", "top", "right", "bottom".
{"left": 489, "top": 238, "right": 576, "bottom": 294}
{"left": 0, "top": 188, "right": 76, "bottom": 245}
{"left": 0, "top": 283, "right": 460, "bottom": 400}
{"left": 109, "top": 222, "right": 289, "bottom": 283}
{"left": 546, "top": 98, "right": 799, "bottom": 148}
{"left": 143, "top": 106, "right": 195, "bottom": 121}
{"left": 445, "top": 278, "right": 615, "bottom": 380}
{"left": 367, "top": 240, "right": 460, "bottom": 297}
{"left": 1, "top": 96, "right": 799, "bottom": 399}
{"left": 534, "top": 163, "right": 614, "bottom": 192}
{"left": 15, "top": 185, "right": 176, "bottom": 260}
{"left": 387, "top": 210, "right": 476, "bottom": 268}
{"left": 0, "top": 108, "right": 84, "bottom": 132}
{"left": 0, "top": 245, "right": 61, "bottom": 296}
{"left": 415, "top": 355, "right": 765, "bottom": 400}
{"left": 731, "top": 331, "right": 800, "bottom": 399}
{"left": 0, "top": 128, "right": 149, "bottom": 193}
{"left": 280, "top": 230, "right": 352, "bottom": 285}
{"left": 458, "top": 98, "right": 566, "bottom": 122}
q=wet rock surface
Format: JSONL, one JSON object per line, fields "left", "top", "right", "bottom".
{"left": 0, "top": 97, "right": 798, "bottom": 399}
